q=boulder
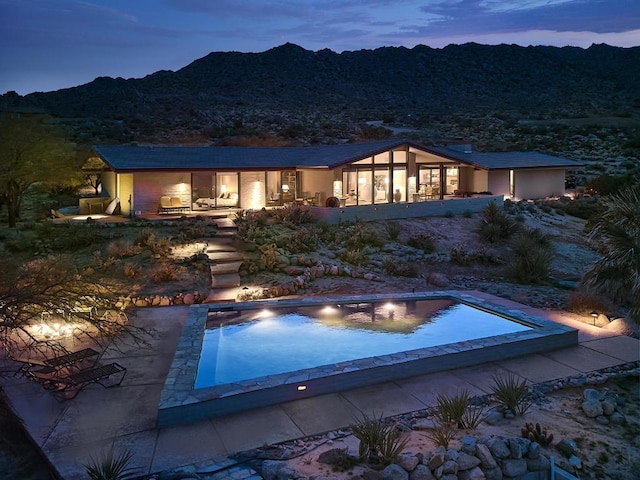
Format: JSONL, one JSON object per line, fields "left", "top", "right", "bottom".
{"left": 441, "top": 460, "right": 458, "bottom": 475}
{"left": 476, "top": 444, "right": 498, "bottom": 469}
{"left": 581, "top": 399, "right": 603, "bottom": 418}
{"left": 482, "top": 466, "right": 503, "bottom": 480}
{"left": 583, "top": 388, "right": 602, "bottom": 401}
{"left": 526, "top": 454, "right": 550, "bottom": 472}
{"left": 261, "top": 460, "right": 285, "bottom": 480}
{"left": 460, "top": 437, "right": 477, "bottom": 455}
{"left": 458, "top": 466, "right": 486, "bottom": 480}
{"left": 601, "top": 398, "right": 616, "bottom": 416}
{"left": 486, "top": 438, "right": 510, "bottom": 459}
{"left": 508, "top": 437, "right": 530, "bottom": 459}
{"left": 362, "top": 469, "right": 384, "bottom": 480}
{"left": 318, "top": 448, "right": 347, "bottom": 465}
{"left": 500, "top": 458, "right": 527, "bottom": 477}
{"left": 397, "top": 453, "right": 420, "bottom": 472}
{"left": 409, "top": 465, "right": 435, "bottom": 480}
{"left": 456, "top": 452, "right": 481, "bottom": 471}
{"left": 381, "top": 464, "right": 408, "bottom": 480}
{"left": 427, "top": 449, "right": 446, "bottom": 470}
{"left": 556, "top": 438, "right": 578, "bottom": 458}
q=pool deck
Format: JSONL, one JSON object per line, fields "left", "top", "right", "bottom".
{"left": 1, "top": 291, "right": 638, "bottom": 480}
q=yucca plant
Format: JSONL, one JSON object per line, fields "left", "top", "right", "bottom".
{"left": 435, "top": 390, "right": 471, "bottom": 427}
{"left": 489, "top": 373, "right": 531, "bottom": 416}
{"left": 352, "top": 412, "right": 408, "bottom": 465}
{"left": 423, "top": 420, "right": 457, "bottom": 449}
{"left": 461, "top": 405, "right": 486, "bottom": 429}
{"left": 84, "top": 448, "right": 137, "bottom": 480}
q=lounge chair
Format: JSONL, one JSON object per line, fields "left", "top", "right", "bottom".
{"left": 13, "top": 347, "right": 100, "bottom": 377}
{"left": 30, "top": 362, "right": 127, "bottom": 401}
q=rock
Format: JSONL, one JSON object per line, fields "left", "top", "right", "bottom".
{"left": 318, "top": 448, "right": 347, "bottom": 465}
{"left": 157, "top": 465, "right": 198, "bottom": 480}
{"left": 569, "top": 455, "right": 582, "bottom": 470}
{"left": 583, "top": 388, "right": 602, "bottom": 401}
{"left": 362, "top": 469, "right": 384, "bottom": 480}
{"left": 413, "top": 419, "right": 437, "bottom": 430}
{"left": 441, "top": 460, "right": 458, "bottom": 475}
{"left": 527, "top": 442, "right": 540, "bottom": 460}
{"left": 482, "top": 466, "right": 503, "bottom": 480}
{"left": 427, "top": 450, "right": 446, "bottom": 470}
{"left": 581, "top": 399, "right": 603, "bottom": 418}
{"left": 183, "top": 293, "right": 195, "bottom": 305}
{"left": 460, "top": 437, "right": 477, "bottom": 455}
{"left": 440, "top": 475, "right": 458, "bottom": 480}
{"left": 526, "top": 454, "right": 551, "bottom": 471}
{"left": 475, "top": 444, "right": 498, "bottom": 469}
{"left": 556, "top": 438, "right": 578, "bottom": 458}
{"left": 397, "top": 454, "right": 420, "bottom": 472}
{"left": 409, "top": 465, "right": 435, "bottom": 480}
{"left": 381, "top": 464, "right": 408, "bottom": 480}
{"left": 458, "top": 466, "right": 486, "bottom": 480}
{"left": 261, "top": 460, "right": 285, "bottom": 480}
{"left": 508, "top": 437, "right": 530, "bottom": 459}
{"left": 601, "top": 399, "right": 616, "bottom": 416}
{"left": 486, "top": 438, "right": 510, "bottom": 459}
{"left": 483, "top": 411, "right": 504, "bottom": 425}
{"left": 500, "top": 458, "right": 527, "bottom": 477}
{"left": 427, "top": 272, "right": 449, "bottom": 287}
{"left": 610, "top": 412, "right": 626, "bottom": 424}
{"left": 456, "top": 452, "right": 481, "bottom": 471}
{"left": 445, "top": 449, "right": 460, "bottom": 462}
{"left": 595, "top": 415, "right": 610, "bottom": 425}
{"left": 276, "top": 466, "right": 297, "bottom": 480}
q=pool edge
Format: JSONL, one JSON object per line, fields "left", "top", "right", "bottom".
{"left": 157, "top": 291, "right": 578, "bottom": 427}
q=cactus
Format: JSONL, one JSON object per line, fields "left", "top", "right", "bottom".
{"left": 521, "top": 422, "right": 554, "bottom": 446}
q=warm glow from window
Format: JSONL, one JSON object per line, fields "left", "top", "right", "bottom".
{"left": 333, "top": 180, "right": 342, "bottom": 197}
{"left": 221, "top": 184, "right": 227, "bottom": 194}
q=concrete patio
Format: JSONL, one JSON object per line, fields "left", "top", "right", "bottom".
{"left": 0, "top": 292, "right": 638, "bottom": 479}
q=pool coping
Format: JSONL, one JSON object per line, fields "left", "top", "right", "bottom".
{"left": 157, "top": 291, "right": 578, "bottom": 427}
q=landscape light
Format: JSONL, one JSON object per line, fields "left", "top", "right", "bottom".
{"left": 590, "top": 311, "right": 598, "bottom": 325}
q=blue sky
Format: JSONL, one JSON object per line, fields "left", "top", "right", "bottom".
{"left": 1, "top": 0, "right": 638, "bottom": 95}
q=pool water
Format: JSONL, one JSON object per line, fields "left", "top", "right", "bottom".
{"left": 195, "top": 300, "right": 531, "bottom": 389}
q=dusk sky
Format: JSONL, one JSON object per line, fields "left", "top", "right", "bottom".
{"left": 1, "top": 0, "right": 639, "bottom": 96}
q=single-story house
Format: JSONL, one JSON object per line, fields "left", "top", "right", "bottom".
{"left": 90, "top": 139, "right": 582, "bottom": 217}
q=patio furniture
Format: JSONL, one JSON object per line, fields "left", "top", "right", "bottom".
{"left": 159, "top": 196, "right": 189, "bottom": 213}
{"left": 13, "top": 347, "right": 100, "bottom": 377}
{"left": 29, "top": 362, "right": 127, "bottom": 401}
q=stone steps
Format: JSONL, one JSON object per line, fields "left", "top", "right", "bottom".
{"left": 210, "top": 261, "right": 243, "bottom": 275}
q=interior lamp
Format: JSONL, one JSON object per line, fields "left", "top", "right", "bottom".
{"left": 221, "top": 184, "right": 227, "bottom": 194}
{"left": 282, "top": 184, "right": 290, "bottom": 193}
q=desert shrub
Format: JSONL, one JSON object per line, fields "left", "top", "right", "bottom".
{"left": 352, "top": 413, "right": 409, "bottom": 465}
{"left": 151, "top": 263, "right": 178, "bottom": 282}
{"left": 478, "top": 201, "right": 519, "bottom": 242}
{"left": 177, "top": 222, "right": 208, "bottom": 243}
{"left": 134, "top": 228, "right": 156, "bottom": 247}
{"left": 277, "top": 228, "right": 318, "bottom": 253}
{"left": 566, "top": 290, "right": 614, "bottom": 317}
{"left": 406, "top": 232, "right": 435, "bottom": 253}
{"left": 461, "top": 406, "right": 486, "bottom": 429}
{"left": 554, "top": 196, "right": 601, "bottom": 219}
{"left": 271, "top": 203, "right": 317, "bottom": 225}
{"left": 384, "top": 222, "right": 401, "bottom": 241}
{"left": 489, "top": 373, "right": 531, "bottom": 416}
{"left": 341, "top": 222, "right": 384, "bottom": 249}
{"left": 260, "top": 243, "right": 279, "bottom": 270}
{"left": 107, "top": 239, "right": 139, "bottom": 258}
{"left": 382, "top": 257, "right": 418, "bottom": 277}
{"left": 339, "top": 248, "right": 369, "bottom": 266}
{"left": 32, "top": 221, "right": 101, "bottom": 251}
{"left": 92, "top": 250, "right": 118, "bottom": 270}
{"left": 148, "top": 237, "right": 173, "bottom": 257}
{"left": 235, "top": 209, "right": 269, "bottom": 243}
{"left": 506, "top": 229, "right": 553, "bottom": 283}
{"left": 123, "top": 262, "right": 140, "bottom": 278}
{"left": 450, "top": 245, "right": 472, "bottom": 266}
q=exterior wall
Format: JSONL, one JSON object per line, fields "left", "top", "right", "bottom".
{"left": 133, "top": 172, "right": 190, "bottom": 213}
{"left": 118, "top": 173, "right": 134, "bottom": 216}
{"left": 239, "top": 171, "right": 265, "bottom": 209}
{"left": 313, "top": 195, "right": 504, "bottom": 224}
{"left": 469, "top": 169, "right": 489, "bottom": 193}
{"left": 299, "top": 169, "right": 333, "bottom": 205}
{"left": 101, "top": 171, "right": 116, "bottom": 199}
{"left": 488, "top": 171, "right": 511, "bottom": 198}
{"left": 514, "top": 169, "right": 565, "bottom": 200}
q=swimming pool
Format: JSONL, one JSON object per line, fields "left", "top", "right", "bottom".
{"left": 158, "top": 292, "right": 578, "bottom": 426}
{"left": 195, "top": 300, "right": 531, "bottom": 389}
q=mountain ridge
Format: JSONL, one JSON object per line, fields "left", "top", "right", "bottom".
{"left": 2, "top": 42, "right": 639, "bottom": 144}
